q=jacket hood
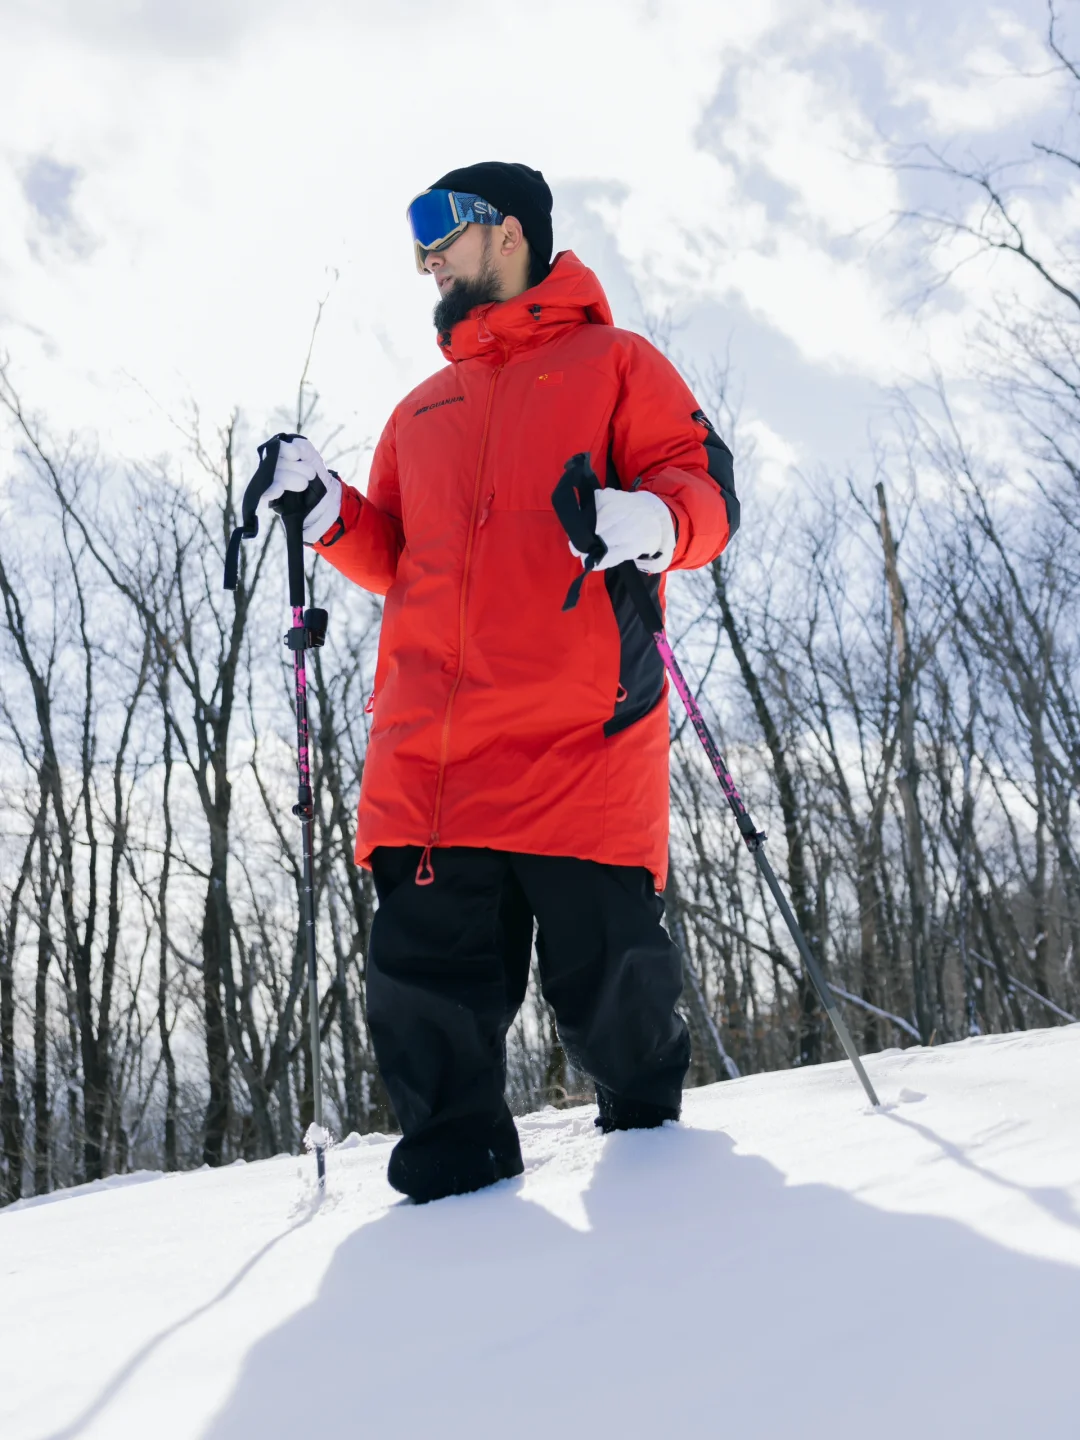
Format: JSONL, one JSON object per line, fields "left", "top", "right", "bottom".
{"left": 437, "top": 251, "right": 614, "bottom": 363}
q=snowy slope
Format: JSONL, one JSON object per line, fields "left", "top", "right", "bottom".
{"left": 2, "top": 1026, "right": 1078, "bottom": 1440}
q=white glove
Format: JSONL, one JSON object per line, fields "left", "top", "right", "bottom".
{"left": 569, "top": 488, "right": 676, "bottom": 574}
{"left": 260, "top": 436, "right": 342, "bottom": 543}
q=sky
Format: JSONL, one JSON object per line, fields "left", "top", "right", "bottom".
{"left": 0, "top": 0, "right": 1076, "bottom": 499}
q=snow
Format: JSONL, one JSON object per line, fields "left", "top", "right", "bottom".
{"left": 3, "top": 1169, "right": 165, "bottom": 1214}
{"left": 2, "top": 1026, "right": 1078, "bottom": 1439}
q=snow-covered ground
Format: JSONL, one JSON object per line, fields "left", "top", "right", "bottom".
{"left": 2, "top": 1025, "right": 1078, "bottom": 1439}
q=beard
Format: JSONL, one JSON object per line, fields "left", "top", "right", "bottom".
{"left": 433, "top": 237, "right": 504, "bottom": 332}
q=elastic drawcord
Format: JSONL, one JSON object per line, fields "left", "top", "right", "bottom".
{"left": 415, "top": 842, "right": 435, "bottom": 886}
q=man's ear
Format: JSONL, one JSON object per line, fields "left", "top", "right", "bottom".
{"left": 500, "top": 215, "right": 526, "bottom": 258}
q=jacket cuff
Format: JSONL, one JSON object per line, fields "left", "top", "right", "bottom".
{"left": 314, "top": 482, "right": 361, "bottom": 550}
{"left": 650, "top": 489, "right": 691, "bottom": 567}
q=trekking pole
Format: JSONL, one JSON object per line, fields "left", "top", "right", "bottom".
{"left": 224, "top": 433, "right": 330, "bottom": 1185}
{"left": 553, "top": 453, "right": 880, "bottom": 1108}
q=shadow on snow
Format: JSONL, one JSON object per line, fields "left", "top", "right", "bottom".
{"left": 201, "top": 1124, "right": 1079, "bottom": 1440}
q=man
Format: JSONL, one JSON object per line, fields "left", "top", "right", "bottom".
{"left": 263, "top": 161, "right": 738, "bottom": 1203}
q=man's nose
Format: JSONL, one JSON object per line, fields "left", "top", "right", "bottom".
{"left": 423, "top": 250, "right": 444, "bottom": 275}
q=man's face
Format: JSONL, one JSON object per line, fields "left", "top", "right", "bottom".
{"left": 426, "top": 223, "right": 504, "bottom": 333}
{"left": 422, "top": 222, "right": 496, "bottom": 294}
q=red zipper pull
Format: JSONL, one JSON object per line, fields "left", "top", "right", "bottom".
{"left": 615, "top": 683, "right": 628, "bottom": 703}
{"left": 479, "top": 489, "right": 495, "bottom": 527}
{"left": 364, "top": 689, "right": 375, "bottom": 715}
{"left": 415, "top": 840, "right": 436, "bottom": 886}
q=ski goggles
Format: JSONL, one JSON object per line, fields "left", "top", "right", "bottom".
{"left": 407, "top": 188, "right": 505, "bottom": 273}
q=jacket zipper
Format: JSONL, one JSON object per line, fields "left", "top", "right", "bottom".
{"left": 415, "top": 356, "right": 505, "bottom": 885}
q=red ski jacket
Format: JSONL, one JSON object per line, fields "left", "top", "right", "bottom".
{"left": 315, "top": 251, "right": 737, "bottom": 888}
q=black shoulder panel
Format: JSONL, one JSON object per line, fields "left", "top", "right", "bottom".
{"left": 692, "top": 410, "right": 740, "bottom": 539}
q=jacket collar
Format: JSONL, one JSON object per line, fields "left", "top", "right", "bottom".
{"left": 437, "top": 251, "right": 614, "bottom": 363}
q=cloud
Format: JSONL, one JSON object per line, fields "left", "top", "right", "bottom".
{"left": 896, "top": 11, "right": 1061, "bottom": 135}
{"left": 1, "top": 0, "right": 288, "bottom": 58}
{"left": 740, "top": 416, "right": 802, "bottom": 498}
{"left": 20, "top": 155, "right": 94, "bottom": 259}
{"left": 0, "top": 0, "right": 1072, "bottom": 497}
{"left": 22, "top": 156, "right": 79, "bottom": 227}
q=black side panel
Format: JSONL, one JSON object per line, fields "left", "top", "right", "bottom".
{"left": 692, "top": 410, "right": 740, "bottom": 539}
{"left": 604, "top": 567, "right": 665, "bottom": 737}
{"left": 601, "top": 444, "right": 664, "bottom": 737}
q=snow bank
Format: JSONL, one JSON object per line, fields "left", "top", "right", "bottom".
{"left": 3, "top": 1169, "right": 166, "bottom": 1214}
{"left": 1, "top": 1025, "right": 1077, "bottom": 1439}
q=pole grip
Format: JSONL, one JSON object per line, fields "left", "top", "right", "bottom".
{"left": 223, "top": 432, "right": 305, "bottom": 592}
{"left": 277, "top": 506, "right": 307, "bottom": 609}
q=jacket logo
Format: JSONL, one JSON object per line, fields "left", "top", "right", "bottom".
{"left": 414, "top": 395, "right": 464, "bottom": 417}
{"left": 536, "top": 372, "right": 563, "bottom": 386}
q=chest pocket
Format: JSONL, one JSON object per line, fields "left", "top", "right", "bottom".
{"left": 395, "top": 393, "right": 474, "bottom": 543}
{"left": 488, "top": 361, "right": 617, "bottom": 512}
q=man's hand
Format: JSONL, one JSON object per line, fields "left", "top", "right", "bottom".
{"left": 569, "top": 487, "right": 676, "bottom": 574}
{"left": 260, "top": 436, "right": 342, "bottom": 543}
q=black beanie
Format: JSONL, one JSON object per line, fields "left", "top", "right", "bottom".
{"left": 431, "top": 161, "right": 553, "bottom": 267}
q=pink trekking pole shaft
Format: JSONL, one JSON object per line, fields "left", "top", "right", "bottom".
{"left": 552, "top": 453, "right": 879, "bottom": 1107}
{"left": 225, "top": 434, "right": 330, "bottom": 1185}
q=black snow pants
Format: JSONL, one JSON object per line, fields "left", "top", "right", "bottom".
{"left": 367, "top": 845, "right": 691, "bottom": 1203}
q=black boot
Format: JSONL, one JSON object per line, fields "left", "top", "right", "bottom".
{"left": 594, "top": 1084, "right": 679, "bottom": 1134}
{"left": 387, "top": 1111, "right": 525, "bottom": 1204}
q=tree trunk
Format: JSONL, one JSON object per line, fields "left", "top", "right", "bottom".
{"left": 0, "top": 812, "right": 34, "bottom": 1203}
{"left": 544, "top": 1024, "right": 570, "bottom": 1105}
{"left": 876, "top": 483, "right": 935, "bottom": 1043}
{"left": 665, "top": 857, "right": 738, "bottom": 1081}
{"left": 335, "top": 943, "right": 361, "bottom": 1136}
{"left": 201, "top": 859, "right": 232, "bottom": 1166}
{"left": 855, "top": 848, "right": 883, "bottom": 1052}
{"left": 33, "top": 831, "right": 53, "bottom": 1195}
{"left": 158, "top": 715, "right": 178, "bottom": 1172}
{"left": 0, "top": 927, "right": 24, "bottom": 1204}
{"left": 1030, "top": 701, "right": 1050, "bottom": 997}
{"left": 712, "top": 561, "right": 824, "bottom": 1064}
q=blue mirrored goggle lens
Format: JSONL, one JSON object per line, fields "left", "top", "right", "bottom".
{"left": 407, "top": 189, "right": 460, "bottom": 249}
{"left": 407, "top": 189, "right": 505, "bottom": 252}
